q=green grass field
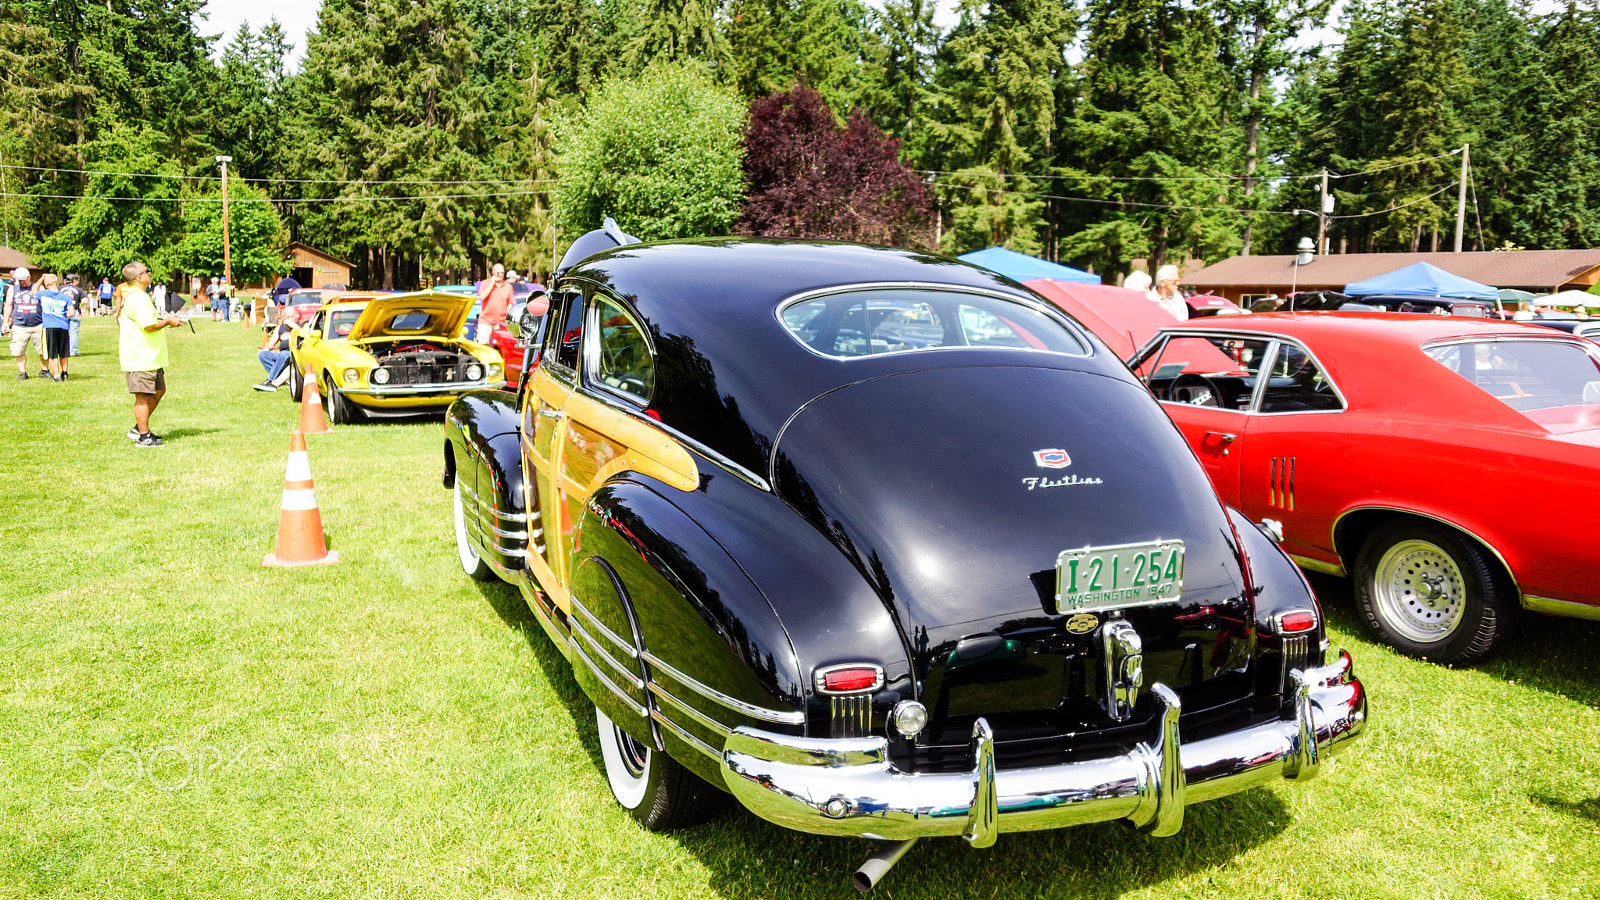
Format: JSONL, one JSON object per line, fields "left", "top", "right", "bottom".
{"left": 2, "top": 316, "right": 1597, "bottom": 899}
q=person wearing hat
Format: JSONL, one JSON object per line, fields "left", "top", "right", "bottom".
{"left": 1147, "top": 264, "right": 1188, "bottom": 321}
{"left": 62, "top": 274, "right": 87, "bottom": 355}
{"left": 3, "top": 266, "right": 47, "bottom": 380}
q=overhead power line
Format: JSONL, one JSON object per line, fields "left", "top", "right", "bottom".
{"left": 0, "top": 162, "right": 556, "bottom": 187}
{"left": 0, "top": 189, "right": 554, "bottom": 203}
{"left": 915, "top": 149, "right": 1462, "bottom": 185}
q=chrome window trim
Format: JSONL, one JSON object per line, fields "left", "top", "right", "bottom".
{"left": 1146, "top": 333, "right": 1347, "bottom": 414}
{"left": 581, "top": 290, "right": 657, "bottom": 407}
{"left": 642, "top": 651, "right": 806, "bottom": 726}
{"left": 570, "top": 594, "right": 640, "bottom": 660}
{"left": 774, "top": 282, "right": 1095, "bottom": 362}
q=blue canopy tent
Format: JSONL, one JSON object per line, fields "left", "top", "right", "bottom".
{"left": 958, "top": 246, "right": 1100, "bottom": 285}
{"left": 1342, "top": 261, "right": 1498, "bottom": 300}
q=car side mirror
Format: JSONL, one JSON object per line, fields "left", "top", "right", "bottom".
{"left": 514, "top": 312, "right": 543, "bottom": 347}
{"left": 307, "top": 329, "right": 322, "bottom": 340}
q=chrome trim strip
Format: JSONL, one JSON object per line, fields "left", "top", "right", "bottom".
{"left": 649, "top": 683, "right": 732, "bottom": 737}
{"left": 642, "top": 651, "right": 806, "bottom": 726}
{"left": 963, "top": 718, "right": 998, "bottom": 848}
{"left": 1522, "top": 594, "right": 1600, "bottom": 622}
{"left": 721, "top": 653, "right": 1365, "bottom": 840}
{"left": 652, "top": 708, "right": 724, "bottom": 761}
{"left": 571, "top": 619, "right": 643, "bottom": 691}
{"left": 345, "top": 380, "right": 505, "bottom": 397}
{"left": 571, "top": 636, "right": 647, "bottom": 717}
{"left": 570, "top": 594, "right": 640, "bottom": 659}
{"left": 829, "top": 693, "right": 872, "bottom": 739}
{"left": 1290, "top": 554, "right": 1345, "bottom": 577}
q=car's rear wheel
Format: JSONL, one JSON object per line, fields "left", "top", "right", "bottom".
{"left": 1353, "top": 520, "right": 1516, "bottom": 664}
{"left": 453, "top": 478, "right": 496, "bottom": 581}
{"left": 596, "top": 707, "right": 722, "bottom": 830}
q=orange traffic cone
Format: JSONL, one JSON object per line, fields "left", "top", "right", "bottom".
{"left": 298, "top": 364, "right": 330, "bottom": 434}
{"left": 264, "top": 430, "right": 339, "bottom": 567}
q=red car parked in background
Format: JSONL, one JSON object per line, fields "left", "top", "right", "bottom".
{"left": 1131, "top": 312, "right": 1600, "bottom": 663}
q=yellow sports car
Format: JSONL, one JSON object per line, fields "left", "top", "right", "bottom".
{"left": 288, "top": 290, "right": 505, "bottom": 423}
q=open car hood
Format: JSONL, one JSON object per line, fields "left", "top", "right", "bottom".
{"left": 346, "top": 290, "right": 474, "bottom": 342}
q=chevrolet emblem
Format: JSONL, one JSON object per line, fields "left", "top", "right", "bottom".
{"left": 1064, "top": 613, "right": 1099, "bottom": 635}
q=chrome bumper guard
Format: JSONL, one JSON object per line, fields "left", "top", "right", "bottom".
{"left": 722, "top": 651, "right": 1364, "bottom": 842}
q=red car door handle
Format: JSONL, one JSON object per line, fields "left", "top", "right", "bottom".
{"left": 1205, "top": 431, "right": 1237, "bottom": 444}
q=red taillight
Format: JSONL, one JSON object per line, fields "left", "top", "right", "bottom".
{"left": 1278, "top": 610, "right": 1318, "bottom": 633}
{"left": 816, "top": 665, "right": 883, "bottom": 694}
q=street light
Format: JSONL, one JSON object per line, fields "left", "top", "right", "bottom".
{"left": 215, "top": 155, "right": 234, "bottom": 322}
{"left": 1290, "top": 236, "right": 1315, "bottom": 304}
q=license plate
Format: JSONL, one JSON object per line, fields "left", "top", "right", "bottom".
{"left": 1056, "top": 540, "right": 1185, "bottom": 613}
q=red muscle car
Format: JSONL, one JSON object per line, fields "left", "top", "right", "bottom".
{"left": 1130, "top": 312, "right": 1600, "bottom": 663}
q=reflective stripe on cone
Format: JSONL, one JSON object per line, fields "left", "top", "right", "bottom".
{"left": 298, "top": 364, "right": 329, "bottom": 434}
{"left": 264, "top": 430, "right": 339, "bottom": 567}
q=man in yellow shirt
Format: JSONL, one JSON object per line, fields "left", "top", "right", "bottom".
{"left": 117, "top": 261, "right": 183, "bottom": 447}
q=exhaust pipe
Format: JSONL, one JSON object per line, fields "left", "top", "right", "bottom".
{"left": 852, "top": 838, "right": 919, "bottom": 893}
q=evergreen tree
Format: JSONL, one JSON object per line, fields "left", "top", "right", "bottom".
{"left": 924, "top": 0, "right": 1070, "bottom": 256}
{"left": 1507, "top": 2, "right": 1600, "bottom": 249}
{"left": 291, "top": 0, "right": 491, "bottom": 287}
{"left": 33, "top": 126, "right": 187, "bottom": 278}
{"left": 1058, "top": 0, "right": 1236, "bottom": 274}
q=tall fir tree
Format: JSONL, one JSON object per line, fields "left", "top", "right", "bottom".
{"left": 924, "top": 0, "right": 1070, "bottom": 256}
{"left": 1058, "top": 0, "right": 1237, "bottom": 275}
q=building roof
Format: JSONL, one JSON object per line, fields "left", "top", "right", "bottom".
{"left": 1184, "top": 249, "right": 1600, "bottom": 293}
{"left": 287, "top": 242, "right": 355, "bottom": 269}
{"left": 0, "top": 245, "right": 33, "bottom": 271}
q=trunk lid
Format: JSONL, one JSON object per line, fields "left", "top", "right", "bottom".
{"left": 773, "top": 366, "right": 1255, "bottom": 753}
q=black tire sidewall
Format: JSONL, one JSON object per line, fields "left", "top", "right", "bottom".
{"left": 1353, "top": 519, "right": 1513, "bottom": 664}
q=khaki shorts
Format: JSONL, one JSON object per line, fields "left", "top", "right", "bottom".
{"left": 9, "top": 324, "right": 43, "bottom": 358}
{"left": 125, "top": 369, "right": 166, "bottom": 394}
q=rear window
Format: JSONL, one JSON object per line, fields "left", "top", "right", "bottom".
{"left": 1424, "top": 338, "right": 1600, "bottom": 411}
{"left": 779, "top": 288, "right": 1089, "bottom": 359}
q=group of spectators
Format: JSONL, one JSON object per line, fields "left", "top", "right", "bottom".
{"left": 2, "top": 267, "right": 90, "bottom": 381}
{"left": 3, "top": 262, "right": 185, "bottom": 447}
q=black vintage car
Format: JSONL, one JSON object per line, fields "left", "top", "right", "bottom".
{"left": 443, "top": 236, "right": 1366, "bottom": 891}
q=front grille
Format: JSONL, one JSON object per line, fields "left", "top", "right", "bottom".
{"left": 377, "top": 351, "right": 473, "bottom": 385}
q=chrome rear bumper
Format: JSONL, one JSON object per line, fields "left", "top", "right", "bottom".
{"left": 722, "top": 651, "right": 1364, "bottom": 842}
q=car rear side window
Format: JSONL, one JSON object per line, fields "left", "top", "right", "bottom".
{"left": 1425, "top": 339, "right": 1600, "bottom": 411}
{"left": 779, "top": 289, "right": 1088, "bottom": 359}
{"left": 590, "top": 296, "right": 654, "bottom": 404}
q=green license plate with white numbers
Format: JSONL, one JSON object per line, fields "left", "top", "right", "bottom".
{"left": 1056, "top": 540, "right": 1185, "bottom": 613}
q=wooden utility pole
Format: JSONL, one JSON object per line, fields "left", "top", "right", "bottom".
{"left": 216, "top": 156, "right": 234, "bottom": 289}
{"left": 1454, "top": 144, "right": 1469, "bottom": 252}
{"left": 1318, "top": 169, "right": 1330, "bottom": 255}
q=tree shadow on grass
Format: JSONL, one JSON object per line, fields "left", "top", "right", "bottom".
{"left": 1530, "top": 793, "right": 1600, "bottom": 825}
{"left": 472, "top": 580, "right": 1293, "bottom": 899}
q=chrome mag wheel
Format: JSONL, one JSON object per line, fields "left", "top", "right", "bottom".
{"left": 1371, "top": 538, "right": 1466, "bottom": 644}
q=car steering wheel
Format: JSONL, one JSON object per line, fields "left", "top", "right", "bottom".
{"left": 1167, "top": 373, "right": 1221, "bottom": 407}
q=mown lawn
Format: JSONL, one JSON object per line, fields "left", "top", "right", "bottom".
{"left": 1, "top": 316, "right": 1597, "bottom": 899}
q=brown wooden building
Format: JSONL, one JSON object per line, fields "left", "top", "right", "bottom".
{"left": 1184, "top": 249, "right": 1600, "bottom": 304}
{"left": 285, "top": 242, "right": 354, "bottom": 289}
